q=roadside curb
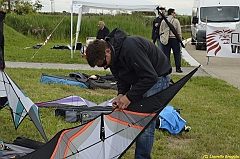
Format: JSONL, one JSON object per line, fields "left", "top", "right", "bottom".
{"left": 182, "top": 38, "right": 200, "bottom": 67}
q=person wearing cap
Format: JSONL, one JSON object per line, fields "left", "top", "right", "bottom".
{"left": 151, "top": 7, "right": 166, "bottom": 53}
{"left": 96, "top": 21, "right": 110, "bottom": 40}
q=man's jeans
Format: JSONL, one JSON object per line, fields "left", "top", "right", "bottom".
{"left": 134, "top": 75, "right": 170, "bottom": 159}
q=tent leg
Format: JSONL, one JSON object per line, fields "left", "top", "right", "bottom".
{"left": 70, "top": 4, "right": 73, "bottom": 59}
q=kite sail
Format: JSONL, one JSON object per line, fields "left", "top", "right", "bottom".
{"left": 19, "top": 66, "right": 200, "bottom": 159}
{"left": 36, "top": 95, "right": 114, "bottom": 107}
{"left": 36, "top": 95, "right": 98, "bottom": 107}
{"left": 0, "top": 71, "right": 48, "bottom": 142}
{"left": 0, "top": 82, "right": 7, "bottom": 110}
{"left": 37, "top": 95, "right": 115, "bottom": 123}
{"left": 0, "top": 70, "right": 7, "bottom": 109}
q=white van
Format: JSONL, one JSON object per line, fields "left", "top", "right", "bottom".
{"left": 191, "top": 0, "right": 240, "bottom": 50}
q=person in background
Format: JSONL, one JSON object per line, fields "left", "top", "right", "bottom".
{"left": 0, "top": 8, "right": 6, "bottom": 71}
{"left": 160, "top": 8, "right": 183, "bottom": 73}
{"left": 151, "top": 7, "right": 166, "bottom": 53}
{"left": 96, "top": 21, "right": 110, "bottom": 40}
{"left": 86, "top": 28, "right": 172, "bottom": 159}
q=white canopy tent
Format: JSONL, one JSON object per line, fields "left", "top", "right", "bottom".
{"left": 70, "top": 0, "right": 159, "bottom": 58}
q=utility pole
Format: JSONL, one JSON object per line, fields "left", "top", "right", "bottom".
{"left": 8, "top": 0, "right": 10, "bottom": 12}
{"left": 50, "top": 0, "right": 55, "bottom": 13}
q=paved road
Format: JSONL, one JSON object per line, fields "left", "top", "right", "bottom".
{"left": 184, "top": 43, "right": 240, "bottom": 90}
{"left": 5, "top": 61, "right": 106, "bottom": 71}
{"left": 5, "top": 61, "right": 208, "bottom": 77}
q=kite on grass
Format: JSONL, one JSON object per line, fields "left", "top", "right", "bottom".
{"left": 19, "top": 66, "right": 200, "bottom": 159}
{"left": 36, "top": 95, "right": 114, "bottom": 108}
{"left": 0, "top": 71, "right": 48, "bottom": 142}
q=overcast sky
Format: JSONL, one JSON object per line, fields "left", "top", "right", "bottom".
{"left": 39, "top": 0, "right": 193, "bottom": 15}
{"left": 150, "top": 0, "right": 193, "bottom": 15}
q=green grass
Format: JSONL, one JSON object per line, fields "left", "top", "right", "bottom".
{"left": 4, "top": 13, "right": 191, "bottom": 66}
{"left": 4, "top": 24, "right": 87, "bottom": 64}
{"left": 5, "top": 13, "right": 191, "bottom": 42}
{"left": 1, "top": 14, "right": 239, "bottom": 159}
{"left": 4, "top": 24, "right": 191, "bottom": 67}
{"left": 1, "top": 68, "right": 240, "bottom": 159}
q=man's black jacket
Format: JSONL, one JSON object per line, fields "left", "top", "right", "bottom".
{"left": 96, "top": 27, "right": 110, "bottom": 40}
{"left": 151, "top": 16, "right": 163, "bottom": 43}
{"left": 107, "top": 28, "right": 172, "bottom": 102}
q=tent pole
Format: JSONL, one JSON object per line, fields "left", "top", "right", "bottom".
{"left": 74, "top": 6, "right": 83, "bottom": 54}
{"left": 71, "top": 3, "right": 73, "bottom": 59}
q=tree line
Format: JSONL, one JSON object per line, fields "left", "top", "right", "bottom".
{"left": 0, "top": 0, "right": 43, "bottom": 14}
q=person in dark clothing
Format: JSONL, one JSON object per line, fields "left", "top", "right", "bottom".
{"left": 96, "top": 21, "right": 110, "bottom": 40}
{"left": 151, "top": 7, "right": 166, "bottom": 53}
{"left": 86, "top": 28, "right": 172, "bottom": 159}
{"left": 0, "top": 8, "right": 6, "bottom": 71}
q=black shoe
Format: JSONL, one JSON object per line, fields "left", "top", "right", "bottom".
{"left": 169, "top": 79, "right": 174, "bottom": 86}
{"left": 176, "top": 69, "right": 183, "bottom": 73}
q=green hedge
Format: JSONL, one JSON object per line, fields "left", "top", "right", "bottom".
{"left": 5, "top": 12, "right": 191, "bottom": 43}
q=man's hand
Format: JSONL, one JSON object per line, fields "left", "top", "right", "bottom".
{"left": 112, "top": 94, "right": 124, "bottom": 108}
{"left": 118, "top": 95, "right": 131, "bottom": 110}
{"left": 112, "top": 94, "right": 131, "bottom": 110}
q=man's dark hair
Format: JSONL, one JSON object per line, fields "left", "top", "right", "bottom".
{"left": 86, "top": 39, "right": 109, "bottom": 67}
{"left": 168, "top": 8, "right": 175, "bottom": 16}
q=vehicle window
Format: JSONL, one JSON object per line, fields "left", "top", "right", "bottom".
{"left": 200, "top": 6, "right": 240, "bottom": 22}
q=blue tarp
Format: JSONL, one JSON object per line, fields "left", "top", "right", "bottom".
{"left": 40, "top": 74, "right": 88, "bottom": 88}
{"left": 158, "top": 105, "right": 186, "bottom": 134}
